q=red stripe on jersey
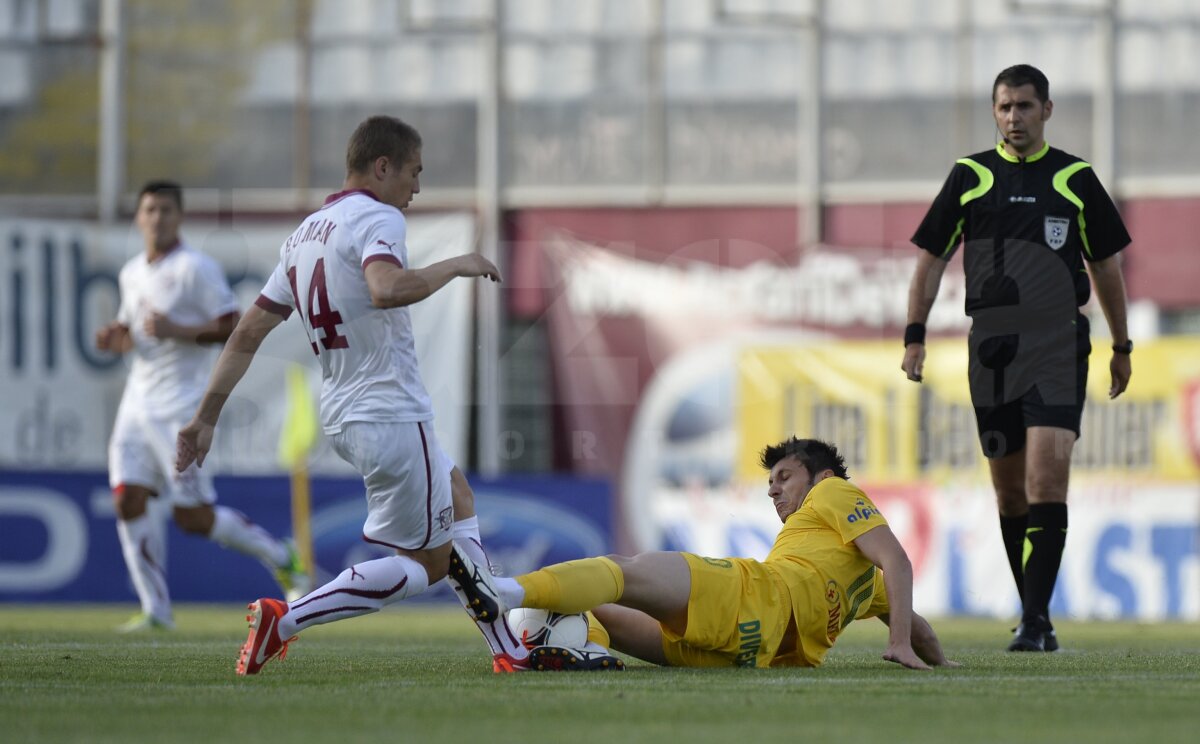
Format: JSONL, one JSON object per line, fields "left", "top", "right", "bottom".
{"left": 363, "top": 254, "right": 403, "bottom": 269}
{"left": 254, "top": 294, "right": 293, "bottom": 319}
{"left": 322, "top": 188, "right": 381, "bottom": 207}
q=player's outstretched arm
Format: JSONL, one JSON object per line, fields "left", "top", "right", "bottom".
{"left": 365, "top": 254, "right": 501, "bottom": 309}
{"left": 176, "top": 304, "right": 283, "bottom": 471}
{"left": 853, "top": 525, "right": 930, "bottom": 670}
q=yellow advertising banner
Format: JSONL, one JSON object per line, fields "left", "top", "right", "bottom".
{"left": 737, "top": 338, "right": 1200, "bottom": 483}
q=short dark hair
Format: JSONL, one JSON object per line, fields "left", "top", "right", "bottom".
{"left": 759, "top": 437, "right": 849, "bottom": 480}
{"left": 993, "top": 64, "right": 1050, "bottom": 103}
{"left": 346, "top": 115, "right": 422, "bottom": 174}
{"left": 138, "top": 180, "right": 183, "bottom": 210}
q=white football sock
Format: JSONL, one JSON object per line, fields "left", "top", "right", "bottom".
{"left": 452, "top": 516, "right": 489, "bottom": 569}
{"left": 279, "top": 554, "right": 429, "bottom": 636}
{"left": 116, "top": 513, "right": 171, "bottom": 620}
{"left": 208, "top": 506, "right": 289, "bottom": 568}
{"left": 452, "top": 518, "right": 525, "bottom": 658}
{"left": 493, "top": 576, "right": 526, "bottom": 610}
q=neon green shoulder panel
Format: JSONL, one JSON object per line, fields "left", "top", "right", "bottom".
{"left": 1053, "top": 161, "right": 1093, "bottom": 258}
{"left": 939, "top": 158, "right": 994, "bottom": 257}
{"left": 956, "top": 158, "right": 994, "bottom": 206}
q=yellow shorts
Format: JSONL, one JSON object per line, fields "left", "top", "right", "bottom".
{"left": 660, "top": 553, "right": 792, "bottom": 668}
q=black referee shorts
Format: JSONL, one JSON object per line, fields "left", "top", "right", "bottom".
{"left": 970, "top": 315, "right": 1091, "bottom": 459}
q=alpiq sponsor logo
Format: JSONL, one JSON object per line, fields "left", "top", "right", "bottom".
{"left": 846, "top": 499, "right": 880, "bottom": 524}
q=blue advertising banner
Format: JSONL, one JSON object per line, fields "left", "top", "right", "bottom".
{"left": 0, "top": 471, "right": 611, "bottom": 603}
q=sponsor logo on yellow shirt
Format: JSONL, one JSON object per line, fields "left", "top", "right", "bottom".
{"left": 846, "top": 499, "right": 880, "bottom": 524}
{"left": 825, "top": 581, "right": 842, "bottom": 637}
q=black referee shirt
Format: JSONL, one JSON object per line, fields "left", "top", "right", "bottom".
{"left": 913, "top": 142, "right": 1131, "bottom": 319}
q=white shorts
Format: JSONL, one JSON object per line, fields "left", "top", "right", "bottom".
{"left": 330, "top": 420, "right": 454, "bottom": 551}
{"left": 108, "top": 398, "right": 216, "bottom": 508}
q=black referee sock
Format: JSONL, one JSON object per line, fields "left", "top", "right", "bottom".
{"left": 999, "top": 513, "right": 1028, "bottom": 601}
{"left": 1022, "top": 503, "right": 1068, "bottom": 627}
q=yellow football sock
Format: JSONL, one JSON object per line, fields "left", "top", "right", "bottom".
{"left": 585, "top": 611, "right": 611, "bottom": 648}
{"left": 515, "top": 557, "right": 624, "bottom": 614}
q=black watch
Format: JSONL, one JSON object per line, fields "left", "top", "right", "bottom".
{"left": 1112, "top": 340, "right": 1133, "bottom": 354}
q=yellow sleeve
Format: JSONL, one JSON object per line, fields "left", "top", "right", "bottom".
{"left": 861, "top": 570, "right": 890, "bottom": 620}
{"left": 810, "top": 479, "right": 889, "bottom": 545}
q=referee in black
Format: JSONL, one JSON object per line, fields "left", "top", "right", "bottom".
{"left": 900, "top": 64, "right": 1132, "bottom": 652}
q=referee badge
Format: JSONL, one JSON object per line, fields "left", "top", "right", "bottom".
{"left": 1045, "top": 216, "right": 1070, "bottom": 250}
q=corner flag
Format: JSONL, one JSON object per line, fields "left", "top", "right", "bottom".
{"left": 279, "top": 364, "right": 319, "bottom": 470}
{"left": 279, "top": 364, "right": 319, "bottom": 575}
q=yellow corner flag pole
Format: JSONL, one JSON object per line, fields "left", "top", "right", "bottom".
{"left": 279, "top": 364, "right": 319, "bottom": 575}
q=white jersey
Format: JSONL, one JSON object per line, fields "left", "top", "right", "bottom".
{"left": 257, "top": 189, "right": 433, "bottom": 434}
{"left": 116, "top": 242, "right": 239, "bottom": 418}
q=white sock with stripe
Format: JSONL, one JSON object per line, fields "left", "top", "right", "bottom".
{"left": 116, "top": 513, "right": 171, "bottom": 621}
{"left": 453, "top": 517, "right": 526, "bottom": 659}
{"left": 209, "top": 506, "right": 289, "bottom": 568}
{"left": 279, "top": 554, "right": 429, "bottom": 637}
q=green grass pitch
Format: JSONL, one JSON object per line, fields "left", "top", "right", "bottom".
{"left": 2, "top": 604, "right": 1197, "bottom": 743}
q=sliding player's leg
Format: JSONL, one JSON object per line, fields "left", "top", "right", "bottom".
{"left": 495, "top": 551, "right": 691, "bottom": 635}
{"left": 592, "top": 604, "right": 669, "bottom": 665}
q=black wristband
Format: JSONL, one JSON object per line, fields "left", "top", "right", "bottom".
{"left": 904, "top": 323, "right": 926, "bottom": 346}
{"left": 1112, "top": 339, "right": 1133, "bottom": 354}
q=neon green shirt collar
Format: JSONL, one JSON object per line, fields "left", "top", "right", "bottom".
{"left": 996, "top": 141, "right": 1050, "bottom": 163}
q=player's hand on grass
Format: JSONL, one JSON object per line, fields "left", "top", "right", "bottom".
{"left": 922, "top": 650, "right": 961, "bottom": 668}
{"left": 884, "top": 643, "right": 931, "bottom": 670}
{"left": 176, "top": 419, "right": 214, "bottom": 471}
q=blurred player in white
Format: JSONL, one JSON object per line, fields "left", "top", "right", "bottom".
{"left": 176, "top": 116, "right": 530, "bottom": 675}
{"left": 96, "top": 180, "right": 311, "bottom": 633}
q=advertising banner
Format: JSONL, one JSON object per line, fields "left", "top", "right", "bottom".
{"left": 736, "top": 339, "right": 1200, "bottom": 483}
{"left": 0, "top": 213, "right": 475, "bottom": 474}
{"left": 0, "top": 470, "right": 611, "bottom": 603}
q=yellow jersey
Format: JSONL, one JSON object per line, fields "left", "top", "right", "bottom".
{"left": 765, "top": 477, "right": 891, "bottom": 666}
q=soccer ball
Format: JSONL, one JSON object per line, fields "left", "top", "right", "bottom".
{"left": 506, "top": 608, "right": 589, "bottom": 648}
